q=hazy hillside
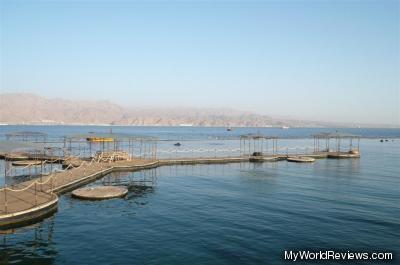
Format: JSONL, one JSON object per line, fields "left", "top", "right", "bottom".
{"left": 0, "top": 93, "right": 373, "bottom": 127}
{"left": 0, "top": 93, "right": 126, "bottom": 125}
{"left": 0, "top": 93, "right": 292, "bottom": 126}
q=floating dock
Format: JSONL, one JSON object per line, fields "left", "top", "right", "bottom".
{"left": 327, "top": 151, "right": 360, "bottom": 159}
{"left": 0, "top": 150, "right": 362, "bottom": 229}
{"left": 287, "top": 156, "right": 316, "bottom": 163}
{"left": 12, "top": 160, "right": 43, "bottom": 166}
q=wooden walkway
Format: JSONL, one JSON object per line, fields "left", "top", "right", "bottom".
{"left": 0, "top": 151, "right": 359, "bottom": 228}
{"left": 0, "top": 159, "right": 156, "bottom": 214}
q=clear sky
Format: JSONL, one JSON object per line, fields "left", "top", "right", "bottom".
{"left": 0, "top": 0, "right": 399, "bottom": 125}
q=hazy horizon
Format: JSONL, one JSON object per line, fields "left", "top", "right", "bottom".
{"left": 1, "top": 1, "right": 399, "bottom": 125}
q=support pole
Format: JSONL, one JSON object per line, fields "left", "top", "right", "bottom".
{"left": 35, "top": 182, "right": 38, "bottom": 205}
{"left": 140, "top": 140, "right": 143, "bottom": 159}
{"left": 40, "top": 152, "right": 44, "bottom": 192}
{"left": 51, "top": 175, "right": 54, "bottom": 194}
{"left": 4, "top": 157, "right": 7, "bottom": 213}
{"left": 155, "top": 141, "right": 157, "bottom": 159}
{"left": 327, "top": 137, "right": 330, "bottom": 152}
{"left": 248, "top": 139, "right": 250, "bottom": 157}
{"left": 240, "top": 138, "right": 242, "bottom": 156}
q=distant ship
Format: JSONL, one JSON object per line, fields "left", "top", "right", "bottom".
{"left": 179, "top": 123, "right": 193, "bottom": 127}
{"left": 281, "top": 126, "right": 290, "bottom": 129}
{"left": 227, "top": 127, "right": 233, "bottom": 131}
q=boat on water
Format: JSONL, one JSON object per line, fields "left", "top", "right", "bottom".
{"left": 281, "top": 126, "right": 290, "bottom": 129}
{"left": 86, "top": 137, "right": 114, "bottom": 142}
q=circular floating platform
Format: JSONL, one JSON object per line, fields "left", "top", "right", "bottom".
{"left": 287, "top": 156, "right": 315, "bottom": 163}
{"left": 71, "top": 186, "right": 128, "bottom": 200}
{"left": 327, "top": 151, "right": 360, "bottom": 159}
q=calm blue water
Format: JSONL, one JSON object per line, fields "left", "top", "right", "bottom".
{"left": 1, "top": 125, "right": 400, "bottom": 140}
{"left": 0, "top": 126, "right": 399, "bottom": 265}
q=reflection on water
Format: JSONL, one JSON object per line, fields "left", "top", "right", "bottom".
{"left": 97, "top": 169, "right": 157, "bottom": 202}
{"left": 100, "top": 169, "right": 157, "bottom": 188}
{"left": 82, "top": 168, "right": 158, "bottom": 209}
{"left": 311, "top": 157, "right": 361, "bottom": 178}
{"left": 126, "top": 185, "right": 155, "bottom": 203}
{"left": 0, "top": 216, "right": 57, "bottom": 265}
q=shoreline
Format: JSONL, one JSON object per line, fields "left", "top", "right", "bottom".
{"left": 1, "top": 124, "right": 399, "bottom": 129}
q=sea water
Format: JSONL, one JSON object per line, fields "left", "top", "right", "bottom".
{"left": 0, "top": 126, "right": 399, "bottom": 265}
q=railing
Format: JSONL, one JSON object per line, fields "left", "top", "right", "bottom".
{"left": 157, "top": 148, "right": 241, "bottom": 159}
{"left": 1, "top": 170, "right": 57, "bottom": 214}
{"left": 276, "top": 145, "right": 315, "bottom": 156}
{"left": 0, "top": 154, "right": 100, "bottom": 214}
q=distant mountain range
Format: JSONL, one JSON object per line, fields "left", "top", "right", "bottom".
{"left": 0, "top": 93, "right": 394, "bottom": 127}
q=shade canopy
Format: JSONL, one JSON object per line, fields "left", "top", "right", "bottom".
{"left": 65, "top": 133, "right": 157, "bottom": 141}
{"left": 312, "top": 132, "right": 360, "bottom": 138}
{"left": 240, "top": 134, "right": 278, "bottom": 140}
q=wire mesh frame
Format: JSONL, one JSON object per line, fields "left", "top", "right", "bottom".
{"left": 62, "top": 137, "right": 158, "bottom": 160}
{"left": 239, "top": 135, "right": 278, "bottom": 157}
{"left": 313, "top": 134, "right": 360, "bottom": 153}
{"left": 5, "top": 132, "right": 48, "bottom": 143}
